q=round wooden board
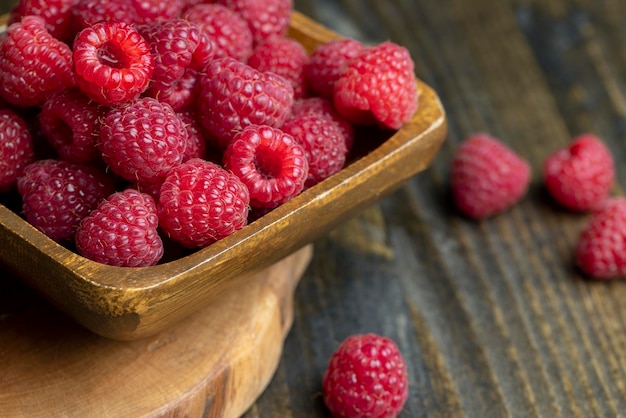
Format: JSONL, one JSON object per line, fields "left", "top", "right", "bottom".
{"left": 0, "top": 245, "right": 313, "bottom": 418}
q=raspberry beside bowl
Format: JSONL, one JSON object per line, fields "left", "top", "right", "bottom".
{"left": 0, "top": 11, "right": 447, "bottom": 340}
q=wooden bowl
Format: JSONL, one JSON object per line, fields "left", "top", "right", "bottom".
{"left": 0, "top": 12, "right": 447, "bottom": 340}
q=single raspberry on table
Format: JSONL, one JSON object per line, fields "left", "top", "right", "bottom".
{"left": 451, "top": 133, "right": 531, "bottom": 219}
{"left": 70, "top": 0, "right": 139, "bottom": 35}
{"left": 17, "top": 159, "right": 116, "bottom": 243}
{"left": 306, "top": 38, "right": 365, "bottom": 99}
{"left": 158, "top": 159, "right": 250, "bottom": 248}
{"left": 289, "top": 97, "right": 355, "bottom": 152}
{"left": 138, "top": 19, "right": 214, "bottom": 110}
{"left": 575, "top": 197, "right": 626, "bottom": 280}
{"left": 197, "top": 56, "right": 294, "bottom": 148}
{"left": 38, "top": 88, "right": 107, "bottom": 164}
{"left": 215, "top": 0, "right": 292, "bottom": 46}
{"left": 334, "top": 41, "right": 418, "bottom": 130}
{"left": 0, "top": 16, "right": 75, "bottom": 108}
{"left": 0, "top": 109, "right": 35, "bottom": 192}
{"left": 543, "top": 134, "right": 614, "bottom": 212}
{"left": 73, "top": 21, "right": 154, "bottom": 106}
{"left": 282, "top": 114, "right": 348, "bottom": 188}
{"left": 76, "top": 189, "right": 164, "bottom": 267}
{"left": 182, "top": 3, "right": 254, "bottom": 62}
{"left": 99, "top": 97, "right": 188, "bottom": 187}
{"left": 323, "top": 333, "right": 409, "bottom": 418}
{"left": 223, "top": 125, "right": 308, "bottom": 208}
{"left": 248, "top": 37, "right": 310, "bottom": 99}
{"left": 9, "top": 0, "right": 77, "bottom": 43}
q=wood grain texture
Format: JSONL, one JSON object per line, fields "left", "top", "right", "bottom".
{"left": 0, "top": 245, "right": 312, "bottom": 418}
{"left": 245, "top": 0, "right": 626, "bottom": 417}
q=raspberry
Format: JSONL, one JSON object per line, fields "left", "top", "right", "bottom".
{"left": 306, "top": 38, "right": 365, "bottom": 99}
{"left": 575, "top": 197, "right": 626, "bottom": 280}
{"left": 73, "top": 21, "right": 154, "bottom": 106}
{"left": 451, "top": 133, "right": 531, "bottom": 219}
{"left": 99, "top": 97, "right": 188, "bottom": 187}
{"left": 289, "top": 97, "right": 355, "bottom": 152}
{"left": 0, "top": 109, "right": 35, "bottom": 192}
{"left": 215, "top": 0, "right": 292, "bottom": 46}
{"left": 70, "top": 0, "right": 139, "bottom": 35}
{"left": 197, "top": 56, "right": 294, "bottom": 148}
{"left": 129, "top": 0, "right": 185, "bottom": 24}
{"left": 158, "top": 159, "right": 250, "bottom": 248}
{"left": 334, "top": 41, "right": 418, "bottom": 130}
{"left": 543, "top": 134, "right": 614, "bottom": 212}
{"left": 17, "top": 159, "right": 115, "bottom": 242}
{"left": 38, "top": 88, "right": 106, "bottom": 164}
{"left": 182, "top": 4, "right": 254, "bottom": 62}
{"left": 282, "top": 114, "right": 348, "bottom": 188}
{"left": 322, "top": 334, "right": 409, "bottom": 418}
{"left": 0, "top": 16, "right": 74, "bottom": 108}
{"left": 76, "top": 189, "right": 164, "bottom": 267}
{"left": 138, "top": 19, "right": 214, "bottom": 110}
{"left": 177, "top": 109, "right": 207, "bottom": 162}
{"left": 248, "top": 37, "right": 310, "bottom": 99}
{"left": 9, "top": 0, "right": 77, "bottom": 42}
{"left": 223, "top": 125, "right": 308, "bottom": 208}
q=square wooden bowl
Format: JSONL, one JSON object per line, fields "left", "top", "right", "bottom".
{"left": 0, "top": 11, "right": 447, "bottom": 340}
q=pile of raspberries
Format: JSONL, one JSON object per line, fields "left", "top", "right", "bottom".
{"left": 0, "top": 0, "right": 419, "bottom": 268}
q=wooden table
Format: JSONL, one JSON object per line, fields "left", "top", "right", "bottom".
{"left": 2, "top": 0, "right": 626, "bottom": 416}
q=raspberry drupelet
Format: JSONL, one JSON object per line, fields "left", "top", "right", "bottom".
{"left": 158, "top": 159, "right": 250, "bottom": 248}
{"left": 323, "top": 333, "right": 409, "bottom": 418}
{"left": 223, "top": 125, "right": 308, "bottom": 208}
{"left": 0, "top": 16, "right": 75, "bottom": 108}
{"left": 73, "top": 21, "right": 155, "bottom": 106}
{"left": 76, "top": 189, "right": 164, "bottom": 267}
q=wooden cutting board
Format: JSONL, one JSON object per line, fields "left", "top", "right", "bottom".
{"left": 0, "top": 245, "right": 313, "bottom": 418}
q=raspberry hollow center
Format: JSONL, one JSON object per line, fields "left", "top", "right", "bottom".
{"left": 255, "top": 146, "right": 283, "bottom": 179}
{"left": 98, "top": 42, "right": 132, "bottom": 69}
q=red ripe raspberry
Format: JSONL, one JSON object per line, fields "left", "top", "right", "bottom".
{"left": 73, "top": 21, "right": 154, "bottom": 106}
{"left": 9, "top": 0, "right": 77, "bottom": 42}
{"left": 138, "top": 19, "right": 214, "bottom": 110}
{"left": 248, "top": 37, "right": 310, "bottom": 99}
{"left": 76, "top": 189, "right": 164, "bottom": 267}
{"left": 70, "top": 0, "right": 139, "bottom": 35}
{"left": 282, "top": 114, "right": 348, "bottom": 188}
{"left": 334, "top": 42, "right": 418, "bottom": 130}
{"left": 306, "top": 38, "right": 365, "bottom": 99}
{"left": 177, "top": 109, "right": 207, "bottom": 162}
{"left": 575, "top": 197, "right": 626, "bottom": 280}
{"left": 158, "top": 159, "right": 250, "bottom": 248}
{"left": 323, "top": 334, "right": 409, "bottom": 418}
{"left": 99, "top": 98, "right": 188, "bottom": 187}
{"left": 182, "top": 4, "right": 253, "bottom": 62}
{"left": 0, "top": 16, "right": 74, "bottom": 108}
{"left": 198, "top": 56, "right": 294, "bottom": 148}
{"left": 223, "top": 125, "right": 308, "bottom": 208}
{"left": 17, "top": 159, "right": 115, "bottom": 243}
{"left": 129, "top": 0, "right": 185, "bottom": 24}
{"left": 0, "top": 109, "right": 34, "bottom": 192}
{"left": 451, "top": 133, "right": 531, "bottom": 219}
{"left": 543, "top": 134, "right": 614, "bottom": 212}
{"left": 289, "top": 97, "right": 354, "bottom": 152}
{"left": 215, "top": 0, "right": 292, "bottom": 45}
{"left": 38, "top": 88, "right": 106, "bottom": 164}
